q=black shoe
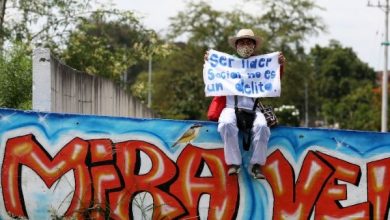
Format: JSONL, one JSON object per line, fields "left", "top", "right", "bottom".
{"left": 251, "top": 164, "right": 265, "bottom": 179}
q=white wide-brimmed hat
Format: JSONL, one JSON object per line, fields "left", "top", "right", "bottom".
{"left": 228, "top": 29, "right": 261, "bottom": 51}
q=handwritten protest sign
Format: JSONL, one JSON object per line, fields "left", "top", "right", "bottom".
{"left": 203, "top": 49, "right": 281, "bottom": 97}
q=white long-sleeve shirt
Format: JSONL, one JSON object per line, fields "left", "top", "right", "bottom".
{"left": 225, "top": 96, "right": 258, "bottom": 110}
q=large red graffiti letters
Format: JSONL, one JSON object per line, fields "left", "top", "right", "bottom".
{"left": 314, "top": 152, "right": 371, "bottom": 219}
{"left": 171, "top": 145, "right": 239, "bottom": 219}
{"left": 89, "top": 139, "right": 122, "bottom": 219}
{"left": 367, "top": 158, "right": 390, "bottom": 220}
{"left": 264, "top": 150, "right": 334, "bottom": 220}
{"left": 2, "top": 134, "right": 390, "bottom": 219}
{"left": 263, "top": 150, "right": 390, "bottom": 220}
{"left": 1, "top": 135, "right": 234, "bottom": 219}
{"left": 109, "top": 140, "right": 185, "bottom": 220}
{"left": 1, "top": 135, "right": 91, "bottom": 219}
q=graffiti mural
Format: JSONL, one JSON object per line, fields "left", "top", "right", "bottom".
{"left": 0, "top": 108, "right": 389, "bottom": 219}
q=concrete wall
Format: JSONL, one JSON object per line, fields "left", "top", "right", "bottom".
{"left": 0, "top": 108, "right": 389, "bottom": 219}
{"left": 32, "top": 48, "right": 155, "bottom": 118}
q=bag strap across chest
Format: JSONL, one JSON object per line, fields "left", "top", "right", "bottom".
{"left": 234, "top": 96, "right": 258, "bottom": 151}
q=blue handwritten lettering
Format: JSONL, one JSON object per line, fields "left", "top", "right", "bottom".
{"left": 207, "top": 83, "right": 223, "bottom": 92}
{"left": 264, "top": 83, "right": 272, "bottom": 91}
{"left": 210, "top": 54, "right": 218, "bottom": 67}
{"left": 244, "top": 84, "right": 251, "bottom": 94}
{"left": 265, "top": 70, "right": 276, "bottom": 79}
{"left": 228, "top": 58, "right": 235, "bottom": 67}
{"left": 219, "top": 56, "right": 227, "bottom": 66}
{"left": 258, "top": 58, "right": 266, "bottom": 67}
{"left": 266, "top": 58, "right": 272, "bottom": 67}
{"left": 231, "top": 72, "right": 240, "bottom": 79}
{"left": 250, "top": 60, "right": 257, "bottom": 68}
{"left": 248, "top": 72, "right": 256, "bottom": 79}
{"left": 235, "top": 80, "right": 244, "bottom": 92}
{"left": 208, "top": 69, "right": 215, "bottom": 80}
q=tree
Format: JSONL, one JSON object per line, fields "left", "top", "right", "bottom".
{"left": 133, "top": 0, "right": 325, "bottom": 120}
{"left": 0, "top": 42, "right": 32, "bottom": 109}
{"left": 0, "top": 0, "right": 167, "bottom": 110}
{"left": 332, "top": 84, "right": 381, "bottom": 130}
{"left": 167, "top": 1, "right": 258, "bottom": 53}
{"left": 274, "top": 105, "right": 300, "bottom": 126}
{"left": 59, "top": 10, "right": 171, "bottom": 82}
{"left": 249, "top": 0, "right": 325, "bottom": 47}
{"left": 310, "top": 40, "right": 379, "bottom": 130}
{"left": 0, "top": 0, "right": 94, "bottom": 49}
{"left": 0, "top": 0, "right": 96, "bottom": 110}
{"left": 246, "top": 0, "right": 325, "bottom": 126}
{"left": 131, "top": 42, "right": 209, "bottom": 119}
{"left": 138, "top": 2, "right": 261, "bottom": 119}
{"left": 0, "top": 0, "right": 6, "bottom": 48}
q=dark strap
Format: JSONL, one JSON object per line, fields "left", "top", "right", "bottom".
{"left": 243, "top": 132, "right": 251, "bottom": 151}
{"left": 234, "top": 95, "right": 238, "bottom": 110}
{"left": 234, "top": 96, "right": 259, "bottom": 151}
{"left": 257, "top": 99, "right": 265, "bottom": 110}
{"left": 253, "top": 98, "right": 259, "bottom": 111}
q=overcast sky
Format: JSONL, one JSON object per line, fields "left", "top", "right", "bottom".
{"left": 111, "top": 0, "right": 386, "bottom": 71}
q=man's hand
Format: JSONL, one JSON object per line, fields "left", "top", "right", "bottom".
{"left": 278, "top": 52, "right": 286, "bottom": 65}
{"left": 204, "top": 50, "right": 209, "bottom": 61}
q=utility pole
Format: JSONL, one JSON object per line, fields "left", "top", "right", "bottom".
{"left": 305, "top": 81, "right": 309, "bottom": 127}
{"left": 147, "top": 55, "right": 152, "bottom": 108}
{"left": 368, "top": 0, "right": 389, "bottom": 132}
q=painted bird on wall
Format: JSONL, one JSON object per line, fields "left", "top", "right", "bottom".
{"left": 172, "top": 123, "right": 203, "bottom": 147}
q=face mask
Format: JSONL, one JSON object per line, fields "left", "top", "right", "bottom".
{"left": 236, "top": 45, "right": 254, "bottom": 58}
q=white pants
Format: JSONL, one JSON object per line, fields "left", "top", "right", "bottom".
{"left": 218, "top": 108, "right": 270, "bottom": 166}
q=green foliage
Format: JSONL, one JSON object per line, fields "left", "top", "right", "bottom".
{"left": 142, "top": 0, "right": 379, "bottom": 131}
{"left": 0, "top": 0, "right": 381, "bottom": 132}
{"left": 248, "top": 0, "right": 326, "bottom": 125}
{"left": 140, "top": 0, "right": 325, "bottom": 120}
{"left": 310, "top": 41, "right": 379, "bottom": 130}
{"left": 168, "top": 1, "right": 257, "bottom": 52}
{"left": 331, "top": 84, "right": 381, "bottom": 130}
{"left": 148, "top": 2, "right": 264, "bottom": 119}
{"left": 60, "top": 10, "right": 172, "bottom": 82}
{"left": 0, "top": 0, "right": 94, "bottom": 46}
{"left": 274, "top": 105, "right": 300, "bottom": 126}
{"left": 251, "top": 0, "right": 325, "bottom": 46}
{"left": 311, "top": 40, "right": 376, "bottom": 101}
{"left": 0, "top": 0, "right": 173, "bottom": 111}
{"left": 265, "top": 46, "right": 319, "bottom": 127}
{"left": 132, "top": 44, "right": 209, "bottom": 119}
{"left": 0, "top": 42, "right": 32, "bottom": 109}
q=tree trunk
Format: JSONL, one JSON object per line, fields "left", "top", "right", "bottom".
{"left": 0, "top": 0, "right": 7, "bottom": 51}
